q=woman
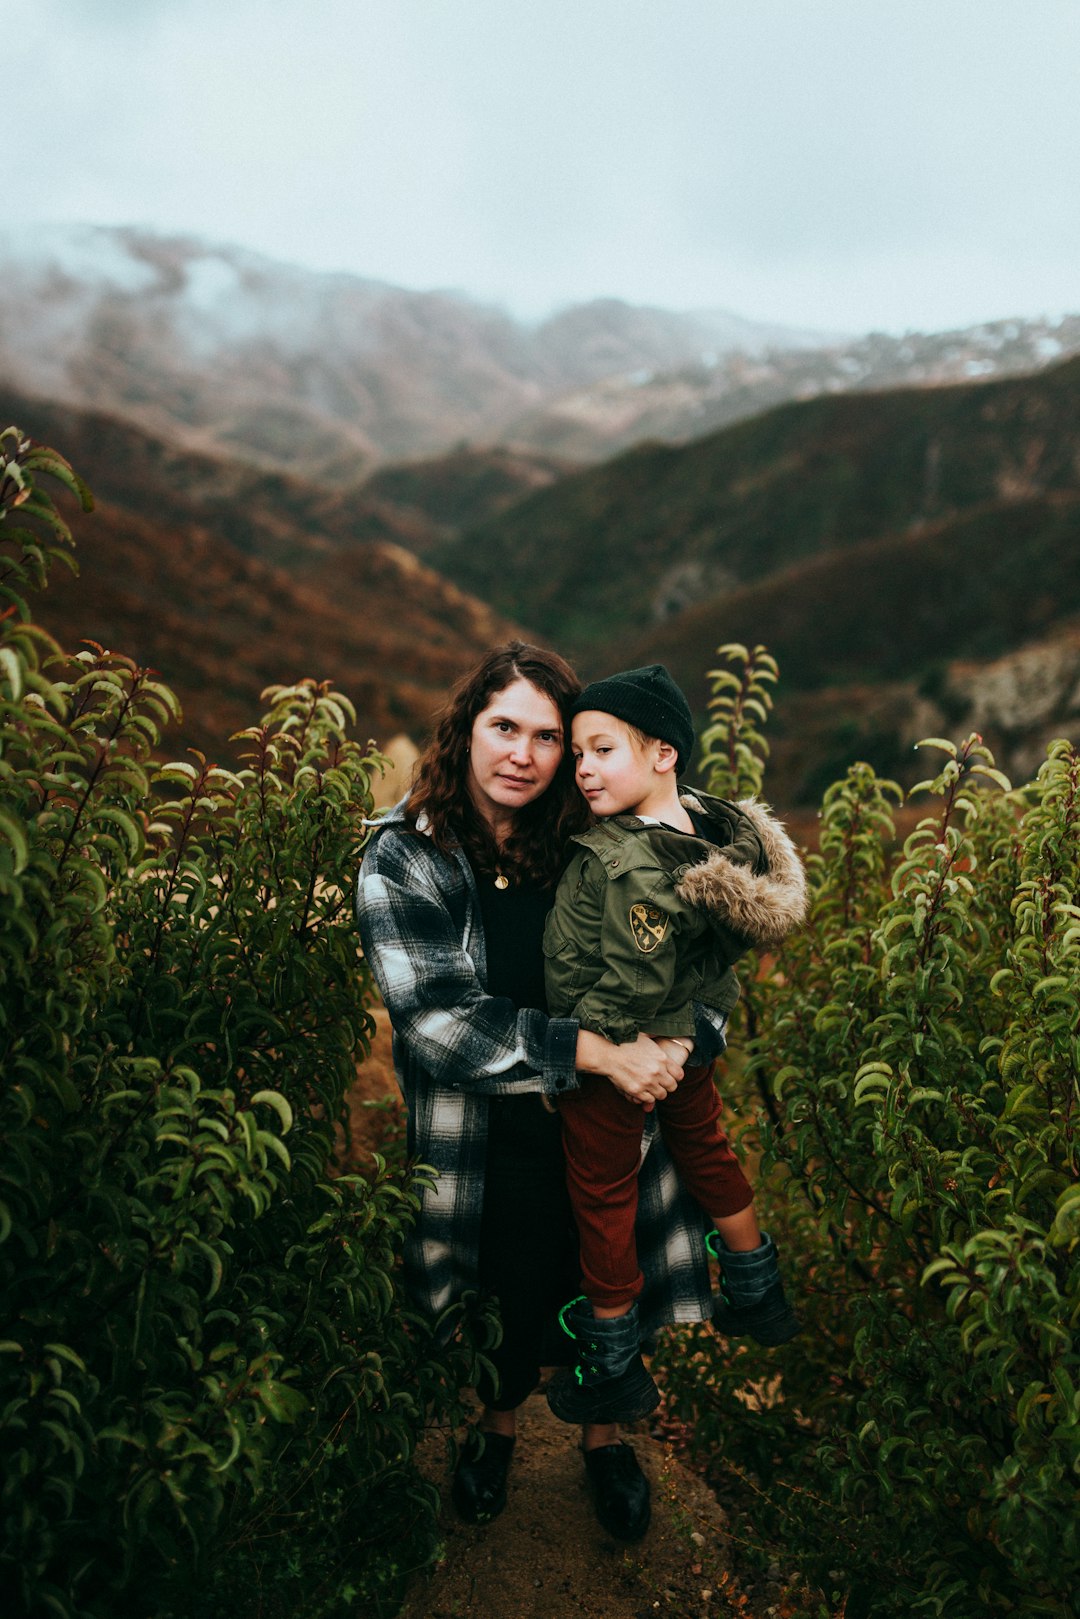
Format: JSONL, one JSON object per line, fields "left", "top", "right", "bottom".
{"left": 355, "top": 642, "right": 726, "bottom": 1542}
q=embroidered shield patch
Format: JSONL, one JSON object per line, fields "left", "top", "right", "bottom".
{"left": 630, "top": 902, "right": 668, "bottom": 953}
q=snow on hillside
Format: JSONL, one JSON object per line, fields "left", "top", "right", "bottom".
{"left": 2, "top": 222, "right": 1078, "bottom": 478}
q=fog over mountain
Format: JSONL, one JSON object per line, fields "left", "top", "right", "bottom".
{"left": 4, "top": 223, "right": 1079, "bottom": 484}
{"left": 0, "top": 223, "right": 829, "bottom": 482}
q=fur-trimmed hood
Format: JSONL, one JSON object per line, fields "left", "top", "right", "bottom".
{"left": 675, "top": 792, "right": 808, "bottom": 950}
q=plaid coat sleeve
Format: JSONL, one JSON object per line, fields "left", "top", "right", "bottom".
{"left": 690, "top": 1001, "right": 730, "bottom": 1066}
{"left": 355, "top": 824, "right": 580, "bottom": 1098}
{"left": 636, "top": 1118, "right": 719, "bottom": 1332}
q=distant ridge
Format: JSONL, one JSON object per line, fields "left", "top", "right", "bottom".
{"left": 436, "top": 354, "right": 1080, "bottom": 657}
{"left": 3, "top": 222, "right": 1078, "bottom": 480}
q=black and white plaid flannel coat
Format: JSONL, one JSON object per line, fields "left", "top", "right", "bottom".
{"left": 355, "top": 801, "right": 723, "bottom": 1337}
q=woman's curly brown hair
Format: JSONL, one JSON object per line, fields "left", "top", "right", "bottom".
{"left": 406, "top": 641, "right": 589, "bottom": 885}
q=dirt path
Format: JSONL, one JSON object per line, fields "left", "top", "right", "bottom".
{"left": 397, "top": 1393, "right": 782, "bottom": 1619}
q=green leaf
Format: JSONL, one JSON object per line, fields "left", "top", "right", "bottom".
{"left": 0, "top": 809, "right": 29, "bottom": 874}
{"left": 255, "top": 1381, "right": 309, "bottom": 1422}
{"left": 250, "top": 1090, "right": 294, "bottom": 1133}
{"left": 0, "top": 646, "right": 24, "bottom": 699}
{"left": 42, "top": 1343, "right": 87, "bottom": 1374}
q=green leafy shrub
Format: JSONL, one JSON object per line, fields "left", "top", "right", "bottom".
{"left": 0, "top": 428, "right": 485, "bottom": 1618}
{"left": 654, "top": 643, "right": 1080, "bottom": 1617}
{"left": 695, "top": 640, "right": 777, "bottom": 798}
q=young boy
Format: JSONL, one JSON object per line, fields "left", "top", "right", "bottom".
{"left": 543, "top": 663, "right": 807, "bottom": 1426}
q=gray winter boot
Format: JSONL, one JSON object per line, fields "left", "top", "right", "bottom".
{"left": 545, "top": 1297, "right": 660, "bottom": 1425}
{"left": 708, "top": 1231, "right": 801, "bottom": 1345}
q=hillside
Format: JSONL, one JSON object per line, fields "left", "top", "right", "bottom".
{"left": 638, "top": 492, "right": 1080, "bottom": 698}
{"left": 630, "top": 497, "right": 1080, "bottom": 801}
{"left": 4, "top": 393, "right": 520, "bottom": 758}
{"left": 436, "top": 355, "right": 1080, "bottom": 656}
{"left": 360, "top": 444, "right": 571, "bottom": 549}
{"left": 27, "top": 496, "right": 519, "bottom": 761}
{"left": 1, "top": 389, "right": 442, "bottom": 568}
{"left": 432, "top": 357, "right": 1080, "bottom": 800}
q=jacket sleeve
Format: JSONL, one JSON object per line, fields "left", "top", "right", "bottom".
{"left": 689, "top": 1001, "right": 730, "bottom": 1065}
{"left": 568, "top": 867, "right": 696, "bottom": 1045}
{"left": 355, "top": 828, "right": 580, "bottom": 1097}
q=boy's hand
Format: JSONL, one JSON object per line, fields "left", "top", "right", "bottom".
{"left": 653, "top": 1036, "right": 695, "bottom": 1071}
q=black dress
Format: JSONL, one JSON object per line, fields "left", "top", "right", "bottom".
{"left": 471, "top": 871, "right": 579, "bottom": 1411}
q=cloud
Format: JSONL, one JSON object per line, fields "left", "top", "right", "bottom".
{"left": 14, "top": 0, "right": 1080, "bottom": 330}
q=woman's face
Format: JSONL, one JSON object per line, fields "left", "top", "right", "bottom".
{"left": 467, "top": 677, "right": 564, "bottom": 832}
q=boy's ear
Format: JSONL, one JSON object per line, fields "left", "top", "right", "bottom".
{"left": 654, "top": 741, "right": 680, "bottom": 776}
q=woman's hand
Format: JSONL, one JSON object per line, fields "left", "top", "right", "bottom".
{"left": 575, "top": 1029, "right": 683, "bottom": 1110}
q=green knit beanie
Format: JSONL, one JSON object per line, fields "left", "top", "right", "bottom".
{"left": 572, "top": 663, "right": 695, "bottom": 774}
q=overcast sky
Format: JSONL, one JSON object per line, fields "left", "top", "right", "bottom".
{"left": 11, "top": 0, "right": 1080, "bottom": 333}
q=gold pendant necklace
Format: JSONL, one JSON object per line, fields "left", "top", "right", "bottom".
{"left": 494, "top": 872, "right": 509, "bottom": 890}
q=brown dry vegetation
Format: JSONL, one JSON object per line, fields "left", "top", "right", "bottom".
{"left": 4, "top": 390, "right": 523, "bottom": 759}
{"left": 338, "top": 1009, "right": 404, "bottom": 1171}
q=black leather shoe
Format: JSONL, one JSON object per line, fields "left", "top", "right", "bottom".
{"left": 582, "top": 1441, "right": 651, "bottom": 1542}
{"left": 450, "top": 1428, "right": 515, "bottom": 1524}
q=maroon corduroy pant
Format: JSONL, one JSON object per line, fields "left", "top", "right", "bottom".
{"left": 558, "top": 1062, "right": 753, "bottom": 1312}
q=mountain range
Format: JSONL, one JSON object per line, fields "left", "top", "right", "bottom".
{"left": 4, "top": 224, "right": 1079, "bottom": 804}
{"left": 0, "top": 223, "right": 828, "bottom": 484}
{"left": 4, "top": 223, "right": 1080, "bottom": 479}
{"left": 437, "top": 358, "right": 1080, "bottom": 656}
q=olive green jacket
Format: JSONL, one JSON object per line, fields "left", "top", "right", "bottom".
{"left": 544, "top": 790, "right": 807, "bottom": 1045}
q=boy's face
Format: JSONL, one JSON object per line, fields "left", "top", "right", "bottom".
{"left": 571, "top": 710, "right": 662, "bottom": 818}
